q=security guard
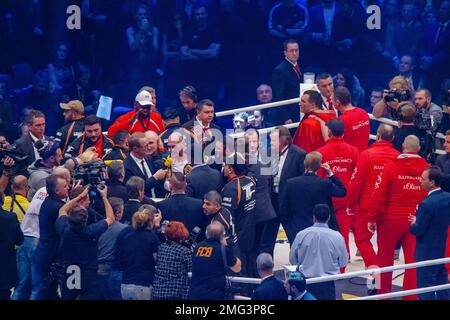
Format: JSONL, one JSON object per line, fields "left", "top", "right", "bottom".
{"left": 159, "top": 108, "right": 182, "bottom": 150}
{"left": 221, "top": 154, "right": 257, "bottom": 280}
{"left": 189, "top": 222, "right": 241, "bottom": 300}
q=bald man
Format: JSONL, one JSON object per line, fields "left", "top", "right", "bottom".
{"left": 348, "top": 124, "right": 400, "bottom": 269}
{"left": 368, "top": 135, "right": 428, "bottom": 299}
{"left": 2, "top": 175, "right": 29, "bottom": 223}
{"left": 167, "top": 131, "right": 189, "bottom": 174}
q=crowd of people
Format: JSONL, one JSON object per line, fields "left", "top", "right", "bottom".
{"left": 0, "top": 0, "right": 450, "bottom": 301}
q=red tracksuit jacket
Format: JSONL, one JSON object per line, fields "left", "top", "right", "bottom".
{"left": 108, "top": 110, "right": 164, "bottom": 136}
{"left": 347, "top": 141, "right": 401, "bottom": 212}
{"left": 293, "top": 110, "right": 336, "bottom": 153}
{"left": 368, "top": 153, "right": 428, "bottom": 223}
{"left": 317, "top": 137, "right": 359, "bottom": 210}
{"left": 339, "top": 107, "right": 370, "bottom": 152}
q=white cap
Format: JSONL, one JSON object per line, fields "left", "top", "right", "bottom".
{"left": 135, "top": 90, "right": 153, "bottom": 106}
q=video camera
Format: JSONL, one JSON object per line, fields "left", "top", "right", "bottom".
{"left": 0, "top": 143, "right": 28, "bottom": 163}
{"left": 384, "top": 89, "right": 412, "bottom": 103}
{"left": 73, "top": 161, "right": 106, "bottom": 198}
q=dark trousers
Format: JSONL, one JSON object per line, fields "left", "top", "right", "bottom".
{"left": 417, "top": 264, "right": 450, "bottom": 300}
{"left": 307, "top": 281, "right": 336, "bottom": 300}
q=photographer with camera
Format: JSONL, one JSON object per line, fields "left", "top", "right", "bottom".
{"left": 65, "top": 115, "right": 114, "bottom": 160}
{"left": 2, "top": 175, "right": 29, "bottom": 223}
{"left": 189, "top": 221, "right": 241, "bottom": 300}
{"left": 373, "top": 76, "right": 414, "bottom": 121}
{"left": 151, "top": 221, "right": 192, "bottom": 300}
{"left": 108, "top": 90, "right": 164, "bottom": 137}
{"left": 0, "top": 155, "right": 15, "bottom": 194}
{"left": 28, "top": 140, "right": 63, "bottom": 200}
{"left": 56, "top": 185, "right": 115, "bottom": 300}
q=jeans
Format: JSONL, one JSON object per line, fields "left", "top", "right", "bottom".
{"left": 12, "top": 236, "right": 39, "bottom": 300}
{"left": 98, "top": 264, "right": 123, "bottom": 300}
{"left": 121, "top": 284, "right": 152, "bottom": 300}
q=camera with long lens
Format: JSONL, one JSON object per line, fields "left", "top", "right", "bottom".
{"left": 384, "top": 89, "right": 411, "bottom": 103}
{"left": 182, "top": 226, "right": 201, "bottom": 251}
{"left": 73, "top": 161, "right": 107, "bottom": 198}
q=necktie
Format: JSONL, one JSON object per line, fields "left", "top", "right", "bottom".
{"left": 327, "top": 97, "right": 334, "bottom": 110}
{"left": 141, "top": 160, "right": 149, "bottom": 179}
{"left": 293, "top": 64, "right": 301, "bottom": 79}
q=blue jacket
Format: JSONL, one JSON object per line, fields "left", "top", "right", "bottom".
{"left": 410, "top": 189, "right": 450, "bottom": 261}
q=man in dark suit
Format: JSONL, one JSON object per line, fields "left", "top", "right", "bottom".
{"left": 410, "top": 166, "right": 450, "bottom": 300}
{"left": 280, "top": 151, "right": 344, "bottom": 245}
{"left": 13, "top": 110, "right": 47, "bottom": 177}
{"left": 121, "top": 176, "right": 155, "bottom": 225}
{"left": 262, "top": 126, "right": 306, "bottom": 255}
{"left": 186, "top": 162, "right": 222, "bottom": 200}
{"left": 157, "top": 173, "right": 207, "bottom": 234}
{"left": 271, "top": 39, "right": 302, "bottom": 124}
{"left": 124, "top": 132, "right": 167, "bottom": 198}
{"left": 106, "top": 161, "right": 128, "bottom": 202}
{"left": 252, "top": 253, "right": 288, "bottom": 300}
{"left": 0, "top": 192, "right": 24, "bottom": 300}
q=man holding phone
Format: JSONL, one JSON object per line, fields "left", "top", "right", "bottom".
{"left": 108, "top": 90, "right": 164, "bottom": 136}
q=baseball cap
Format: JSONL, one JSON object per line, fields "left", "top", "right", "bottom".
{"left": 135, "top": 90, "right": 154, "bottom": 106}
{"left": 60, "top": 100, "right": 84, "bottom": 113}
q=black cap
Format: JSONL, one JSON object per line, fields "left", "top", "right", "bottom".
{"left": 162, "top": 108, "right": 179, "bottom": 120}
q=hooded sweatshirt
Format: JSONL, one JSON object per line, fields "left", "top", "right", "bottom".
{"left": 293, "top": 110, "right": 336, "bottom": 153}
{"left": 368, "top": 153, "right": 428, "bottom": 223}
{"left": 28, "top": 160, "right": 53, "bottom": 201}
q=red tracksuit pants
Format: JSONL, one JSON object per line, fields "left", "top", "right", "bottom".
{"left": 354, "top": 209, "right": 378, "bottom": 268}
{"left": 377, "top": 218, "right": 417, "bottom": 300}
{"left": 335, "top": 208, "right": 353, "bottom": 273}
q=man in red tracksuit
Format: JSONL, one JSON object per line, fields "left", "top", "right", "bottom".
{"left": 368, "top": 135, "right": 428, "bottom": 299}
{"left": 334, "top": 86, "right": 370, "bottom": 152}
{"left": 108, "top": 90, "right": 164, "bottom": 136}
{"left": 347, "top": 124, "right": 400, "bottom": 269}
{"left": 293, "top": 90, "right": 336, "bottom": 153}
{"left": 317, "top": 119, "right": 359, "bottom": 265}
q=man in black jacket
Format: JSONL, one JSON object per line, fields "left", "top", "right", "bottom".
{"left": 159, "top": 108, "right": 182, "bottom": 150}
{"left": 252, "top": 253, "right": 288, "bottom": 300}
{"left": 123, "top": 132, "right": 167, "bottom": 198}
{"left": 263, "top": 126, "right": 306, "bottom": 255}
{"left": 106, "top": 161, "right": 128, "bottom": 202}
{"left": 186, "top": 161, "right": 222, "bottom": 200}
{"left": 0, "top": 191, "right": 24, "bottom": 300}
{"left": 13, "top": 110, "right": 47, "bottom": 177}
{"left": 65, "top": 115, "right": 114, "bottom": 160}
{"left": 157, "top": 173, "right": 207, "bottom": 234}
{"left": 121, "top": 176, "right": 155, "bottom": 225}
{"left": 221, "top": 155, "right": 257, "bottom": 280}
{"left": 104, "top": 130, "right": 129, "bottom": 162}
{"left": 55, "top": 100, "right": 85, "bottom": 155}
{"left": 280, "top": 151, "right": 345, "bottom": 245}
{"left": 410, "top": 166, "right": 450, "bottom": 300}
{"left": 271, "top": 39, "right": 302, "bottom": 124}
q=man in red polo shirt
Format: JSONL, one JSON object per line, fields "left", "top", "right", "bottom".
{"left": 333, "top": 86, "right": 370, "bottom": 152}
{"left": 293, "top": 90, "right": 336, "bottom": 153}
{"left": 108, "top": 90, "right": 164, "bottom": 136}
{"left": 317, "top": 119, "right": 359, "bottom": 266}
{"left": 368, "top": 135, "right": 428, "bottom": 299}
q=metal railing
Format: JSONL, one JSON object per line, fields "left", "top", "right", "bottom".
{"left": 221, "top": 258, "right": 450, "bottom": 300}
{"left": 218, "top": 98, "right": 446, "bottom": 154}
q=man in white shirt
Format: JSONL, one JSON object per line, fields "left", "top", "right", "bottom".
{"left": 12, "top": 167, "right": 70, "bottom": 300}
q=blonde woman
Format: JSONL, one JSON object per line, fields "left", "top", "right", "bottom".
{"left": 373, "top": 75, "right": 414, "bottom": 120}
{"left": 115, "top": 207, "right": 160, "bottom": 300}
